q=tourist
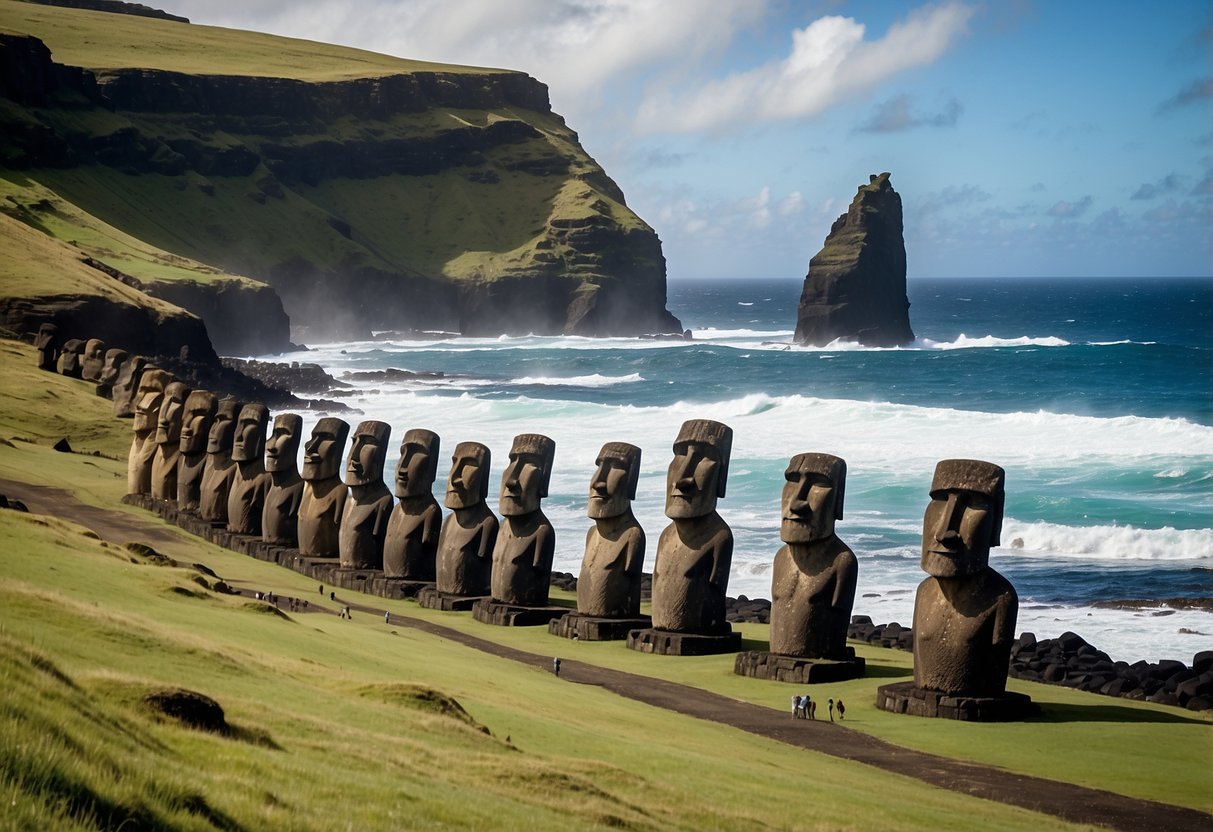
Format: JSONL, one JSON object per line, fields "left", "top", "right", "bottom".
{"left": 805, "top": 694, "right": 815, "bottom": 720}
{"left": 828, "top": 699, "right": 835, "bottom": 722}
{"left": 319, "top": 584, "right": 323, "bottom": 595}
{"left": 837, "top": 699, "right": 845, "bottom": 720}
{"left": 384, "top": 610, "right": 390, "bottom": 623}
{"left": 553, "top": 657, "right": 562, "bottom": 677}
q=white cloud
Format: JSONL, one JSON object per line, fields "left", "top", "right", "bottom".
{"left": 635, "top": 2, "right": 974, "bottom": 133}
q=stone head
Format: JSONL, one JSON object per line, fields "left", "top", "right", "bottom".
{"left": 206, "top": 397, "right": 245, "bottom": 456}
{"left": 780, "top": 453, "right": 846, "bottom": 544}
{"left": 395, "top": 428, "right": 440, "bottom": 499}
{"left": 302, "top": 417, "right": 349, "bottom": 481}
{"left": 346, "top": 420, "right": 391, "bottom": 487}
{"left": 99, "top": 348, "right": 129, "bottom": 386}
{"left": 82, "top": 338, "right": 106, "bottom": 379}
{"left": 445, "top": 442, "right": 491, "bottom": 510}
{"left": 60, "top": 339, "right": 84, "bottom": 374}
{"left": 265, "top": 413, "right": 303, "bottom": 474}
{"left": 500, "top": 433, "right": 555, "bottom": 517}
{"left": 154, "top": 381, "right": 190, "bottom": 445}
{"left": 112, "top": 356, "right": 148, "bottom": 415}
{"left": 921, "top": 459, "right": 1005, "bottom": 578}
{"left": 132, "top": 368, "right": 171, "bottom": 433}
{"left": 665, "top": 419, "right": 732, "bottom": 520}
{"left": 179, "top": 390, "right": 217, "bottom": 455}
{"left": 35, "top": 323, "right": 58, "bottom": 350}
{"left": 588, "top": 441, "right": 641, "bottom": 520}
{"left": 231, "top": 403, "right": 269, "bottom": 463}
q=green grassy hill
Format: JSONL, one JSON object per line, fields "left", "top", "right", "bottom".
{"left": 0, "top": 337, "right": 1209, "bottom": 830}
{"left": 0, "top": 0, "right": 682, "bottom": 341}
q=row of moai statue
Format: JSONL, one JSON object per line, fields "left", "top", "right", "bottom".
{"left": 85, "top": 329, "right": 1026, "bottom": 720}
{"left": 35, "top": 323, "right": 132, "bottom": 399}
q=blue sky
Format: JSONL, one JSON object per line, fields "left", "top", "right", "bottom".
{"left": 172, "top": 1, "right": 1212, "bottom": 279}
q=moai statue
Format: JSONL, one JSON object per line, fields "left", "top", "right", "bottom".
{"left": 489, "top": 433, "right": 556, "bottom": 607}
{"left": 768, "top": 453, "right": 858, "bottom": 659}
{"left": 650, "top": 419, "right": 734, "bottom": 634}
{"left": 112, "top": 355, "right": 148, "bottom": 418}
{"left": 297, "top": 417, "right": 350, "bottom": 557}
{"left": 877, "top": 459, "right": 1034, "bottom": 720}
{"left": 80, "top": 338, "right": 106, "bottom": 382}
{"left": 262, "top": 413, "right": 305, "bottom": 546}
{"left": 383, "top": 429, "right": 442, "bottom": 580}
{"left": 434, "top": 442, "right": 498, "bottom": 597}
{"left": 338, "top": 420, "right": 393, "bottom": 569}
{"left": 576, "top": 442, "right": 646, "bottom": 618}
{"left": 96, "top": 348, "right": 129, "bottom": 399}
{"left": 226, "top": 403, "right": 270, "bottom": 535}
{"left": 150, "top": 381, "right": 190, "bottom": 501}
{"left": 126, "top": 368, "right": 170, "bottom": 495}
{"left": 59, "top": 339, "right": 85, "bottom": 378}
{"left": 913, "top": 459, "right": 1018, "bottom": 695}
{"left": 34, "top": 323, "right": 59, "bottom": 372}
{"left": 176, "top": 390, "right": 216, "bottom": 512}
{"left": 199, "top": 397, "right": 245, "bottom": 524}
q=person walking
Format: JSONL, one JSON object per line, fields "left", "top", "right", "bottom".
{"left": 837, "top": 698, "right": 846, "bottom": 720}
{"left": 804, "top": 694, "right": 813, "bottom": 720}
{"left": 553, "top": 657, "right": 562, "bottom": 677}
{"left": 828, "top": 698, "right": 835, "bottom": 722}
{"left": 384, "top": 610, "right": 390, "bottom": 623}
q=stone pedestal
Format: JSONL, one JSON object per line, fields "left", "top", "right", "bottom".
{"left": 625, "top": 627, "right": 741, "bottom": 656}
{"left": 733, "top": 650, "right": 865, "bottom": 684}
{"left": 380, "top": 579, "right": 433, "bottom": 599}
{"left": 472, "top": 599, "right": 569, "bottom": 627}
{"left": 875, "top": 681, "right": 1038, "bottom": 721}
{"left": 417, "top": 587, "right": 485, "bottom": 612}
{"left": 549, "top": 612, "right": 652, "bottom": 641}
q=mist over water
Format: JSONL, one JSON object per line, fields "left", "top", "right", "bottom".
{"left": 266, "top": 277, "right": 1213, "bottom": 664}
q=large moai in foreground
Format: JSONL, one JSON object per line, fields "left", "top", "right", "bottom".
{"left": 297, "top": 417, "right": 350, "bottom": 557}
{"left": 150, "top": 381, "right": 190, "bottom": 501}
{"left": 627, "top": 419, "right": 741, "bottom": 656}
{"left": 126, "top": 368, "right": 171, "bottom": 495}
{"left": 262, "top": 414, "right": 305, "bottom": 546}
{"left": 419, "top": 442, "right": 498, "bottom": 611}
{"left": 176, "top": 390, "right": 216, "bottom": 512}
{"left": 226, "top": 403, "right": 270, "bottom": 536}
{"left": 475, "top": 434, "right": 565, "bottom": 627}
{"left": 734, "top": 453, "right": 864, "bottom": 683}
{"left": 876, "top": 459, "right": 1038, "bottom": 720}
{"left": 112, "top": 355, "right": 148, "bottom": 418}
{"left": 199, "top": 397, "right": 244, "bottom": 524}
{"left": 551, "top": 442, "right": 650, "bottom": 640}
{"left": 338, "top": 420, "right": 393, "bottom": 570}
{"left": 382, "top": 429, "right": 442, "bottom": 589}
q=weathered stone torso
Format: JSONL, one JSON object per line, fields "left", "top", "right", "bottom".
{"left": 435, "top": 507, "right": 497, "bottom": 597}
{"left": 769, "top": 541, "right": 857, "bottom": 659}
{"left": 490, "top": 512, "right": 554, "bottom": 606}
{"left": 127, "top": 432, "right": 156, "bottom": 495}
{"left": 650, "top": 513, "right": 732, "bottom": 633}
{"left": 262, "top": 473, "right": 304, "bottom": 546}
{"left": 176, "top": 453, "right": 206, "bottom": 511}
{"left": 338, "top": 485, "right": 393, "bottom": 570}
{"left": 199, "top": 454, "right": 236, "bottom": 523}
{"left": 383, "top": 498, "right": 442, "bottom": 580}
{"left": 150, "top": 443, "right": 180, "bottom": 502}
{"left": 576, "top": 519, "right": 645, "bottom": 618}
{"left": 912, "top": 570, "right": 1018, "bottom": 696}
{"left": 226, "top": 461, "right": 268, "bottom": 535}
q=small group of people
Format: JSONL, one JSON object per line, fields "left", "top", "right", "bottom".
{"left": 791, "top": 694, "right": 845, "bottom": 722}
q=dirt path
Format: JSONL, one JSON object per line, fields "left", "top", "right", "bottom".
{"left": 4, "top": 477, "right": 1209, "bottom": 832}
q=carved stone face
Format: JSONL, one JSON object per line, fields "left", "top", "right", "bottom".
{"left": 132, "top": 369, "right": 169, "bottom": 432}
{"left": 921, "top": 459, "right": 1005, "bottom": 578}
{"left": 100, "top": 349, "right": 129, "bottom": 386}
{"left": 84, "top": 338, "right": 105, "bottom": 364}
{"left": 445, "top": 442, "right": 490, "bottom": 510}
{"left": 301, "top": 417, "right": 349, "bottom": 481}
{"left": 265, "top": 413, "right": 303, "bottom": 473}
{"left": 395, "top": 429, "right": 439, "bottom": 499}
{"left": 588, "top": 442, "right": 641, "bottom": 520}
{"left": 345, "top": 420, "right": 390, "bottom": 487}
{"left": 780, "top": 453, "right": 845, "bottom": 544}
{"left": 35, "top": 323, "right": 57, "bottom": 350}
{"left": 664, "top": 420, "right": 731, "bottom": 520}
{"left": 231, "top": 404, "right": 269, "bottom": 464}
{"left": 179, "top": 391, "right": 216, "bottom": 455}
{"left": 206, "top": 397, "right": 243, "bottom": 455}
{"left": 500, "top": 434, "right": 554, "bottom": 517}
{"left": 155, "top": 382, "right": 189, "bottom": 445}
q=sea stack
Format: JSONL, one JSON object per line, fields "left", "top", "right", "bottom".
{"left": 794, "top": 173, "right": 914, "bottom": 347}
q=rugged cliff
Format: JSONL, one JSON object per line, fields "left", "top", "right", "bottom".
{"left": 0, "top": 2, "right": 683, "bottom": 340}
{"left": 794, "top": 173, "right": 914, "bottom": 347}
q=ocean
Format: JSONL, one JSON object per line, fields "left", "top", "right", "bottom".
{"left": 271, "top": 277, "right": 1213, "bottom": 665}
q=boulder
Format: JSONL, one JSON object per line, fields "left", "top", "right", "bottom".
{"left": 794, "top": 173, "right": 914, "bottom": 347}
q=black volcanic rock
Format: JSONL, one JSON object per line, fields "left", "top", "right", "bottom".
{"left": 794, "top": 173, "right": 914, "bottom": 347}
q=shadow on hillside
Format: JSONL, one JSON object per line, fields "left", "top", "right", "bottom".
{"left": 858, "top": 663, "right": 913, "bottom": 680}
{"left": 1033, "top": 701, "right": 1209, "bottom": 725}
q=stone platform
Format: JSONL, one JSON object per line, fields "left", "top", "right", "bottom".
{"left": 472, "top": 599, "right": 570, "bottom": 627}
{"left": 417, "top": 587, "right": 485, "bottom": 612}
{"left": 875, "top": 681, "right": 1039, "bottom": 721}
{"left": 733, "top": 650, "right": 865, "bottom": 684}
{"left": 549, "top": 612, "right": 652, "bottom": 641}
{"left": 626, "top": 627, "right": 742, "bottom": 656}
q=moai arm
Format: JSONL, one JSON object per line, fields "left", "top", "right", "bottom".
{"left": 833, "top": 549, "right": 859, "bottom": 610}
{"left": 531, "top": 523, "right": 554, "bottom": 570}
{"left": 708, "top": 526, "right": 733, "bottom": 587}
{"left": 992, "top": 581, "right": 1019, "bottom": 647}
{"left": 475, "top": 515, "right": 499, "bottom": 560}
{"left": 623, "top": 527, "right": 646, "bottom": 574}
{"left": 422, "top": 503, "right": 442, "bottom": 548}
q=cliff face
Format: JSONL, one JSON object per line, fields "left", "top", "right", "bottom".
{"left": 0, "top": 15, "right": 682, "bottom": 340}
{"left": 794, "top": 173, "right": 914, "bottom": 347}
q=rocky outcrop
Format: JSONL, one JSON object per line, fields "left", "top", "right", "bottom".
{"left": 794, "top": 173, "right": 914, "bottom": 347}
{"left": 0, "top": 26, "right": 683, "bottom": 339}
{"left": 145, "top": 279, "right": 290, "bottom": 356}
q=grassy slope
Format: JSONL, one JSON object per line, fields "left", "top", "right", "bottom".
{"left": 0, "top": 0, "right": 504, "bottom": 79}
{"left": 1, "top": 339, "right": 1209, "bottom": 828}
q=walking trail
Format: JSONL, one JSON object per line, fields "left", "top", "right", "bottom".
{"left": 3, "top": 478, "right": 1210, "bottom": 832}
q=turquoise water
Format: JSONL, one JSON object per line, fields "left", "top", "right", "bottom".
{"left": 278, "top": 277, "right": 1213, "bottom": 663}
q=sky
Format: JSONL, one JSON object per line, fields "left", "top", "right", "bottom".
{"left": 167, "top": 1, "right": 1213, "bottom": 280}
